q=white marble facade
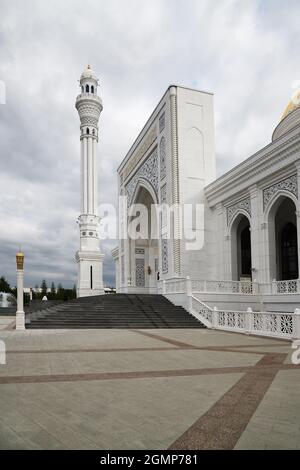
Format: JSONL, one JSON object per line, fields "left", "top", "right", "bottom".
{"left": 112, "top": 85, "right": 300, "bottom": 295}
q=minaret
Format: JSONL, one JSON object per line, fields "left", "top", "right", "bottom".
{"left": 75, "top": 65, "right": 104, "bottom": 297}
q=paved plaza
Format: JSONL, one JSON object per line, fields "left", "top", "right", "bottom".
{"left": 0, "top": 327, "right": 299, "bottom": 450}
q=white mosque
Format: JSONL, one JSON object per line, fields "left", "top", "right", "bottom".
{"left": 75, "top": 65, "right": 300, "bottom": 316}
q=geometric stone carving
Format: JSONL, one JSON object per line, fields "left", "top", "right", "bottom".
{"left": 227, "top": 197, "right": 251, "bottom": 225}
{"left": 121, "top": 255, "right": 125, "bottom": 285}
{"left": 159, "top": 112, "right": 165, "bottom": 133}
{"left": 263, "top": 174, "right": 297, "bottom": 210}
{"left": 122, "top": 125, "right": 157, "bottom": 181}
{"left": 160, "top": 184, "right": 167, "bottom": 228}
{"left": 125, "top": 147, "right": 158, "bottom": 207}
{"left": 160, "top": 183, "right": 167, "bottom": 203}
{"left": 135, "top": 248, "right": 145, "bottom": 255}
{"left": 80, "top": 116, "right": 99, "bottom": 127}
{"left": 160, "top": 137, "right": 166, "bottom": 180}
{"left": 135, "top": 258, "right": 145, "bottom": 287}
{"left": 162, "top": 239, "right": 168, "bottom": 274}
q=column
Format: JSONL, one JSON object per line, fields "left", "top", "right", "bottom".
{"left": 16, "top": 251, "right": 25, "bottom": 331}
{"left": 93, "top": 137, "right": 98, "bottom": 216}
{"left": 249, "top": 185, "right": 260, "bottom": 282}
{"left": 83, "top": 137, "right": 88, "bottom": 214}
{"left": 80, "top": 139, "right": 84, "bottom": 213}
{"left": 216, "top": 203, "right": 224, "bottom": 279}
{"left": 88, "top": 137, "right": 93, "bottom": 214}
{"left": 169, "top": 86, "right": 181, "bottom": 276}
{"left": 295, "top": 161, "right": 300, "bottom": 279}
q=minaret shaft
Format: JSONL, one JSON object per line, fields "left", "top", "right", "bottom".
{"left": 75, "top": 65, "right": 104, "bottom": 297}
{"left": 81, "top": 136, "right": 97, "bottom": 215}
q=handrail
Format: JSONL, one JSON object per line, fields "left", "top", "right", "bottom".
{"left": 160, "top": 279, "right": 299, "bottom": 339}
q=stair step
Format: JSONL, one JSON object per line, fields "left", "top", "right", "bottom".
{"left": 26, "top": 294, "right": 205, "bottom": 330}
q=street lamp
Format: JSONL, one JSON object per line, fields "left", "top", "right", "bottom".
{"left": 16, "top": 251, "right": 25, "bottom": 330}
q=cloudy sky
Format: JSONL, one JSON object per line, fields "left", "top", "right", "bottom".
{"left": 0, "top": 0, "right": 299, "bottom": 288}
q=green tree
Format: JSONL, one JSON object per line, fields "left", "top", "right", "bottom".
{"left": 57, "top": 283, "right": 64, "bottom": 300}
{"left": 41, "top": 280, "right": 48, "bottom": 297}
{"left": 0, "top": 276, "right": 12, "bottom": 293}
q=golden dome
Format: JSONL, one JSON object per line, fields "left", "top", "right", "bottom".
{"left": 281, "top": 90, "right": 300, "bottom": 121}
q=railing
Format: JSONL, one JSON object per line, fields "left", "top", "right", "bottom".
{"left": 188, "top": 295, "right": 299, "bottom": 340}
{"left": 160, "top": 277, "right": 300, "bottom": 339}
{"left": 191, "top": 279, "right": 256, "bottom": 294}
{"left": 179, "top": 278, "right": 300, "bottom": 295}
{"left": 273, "top": 279, "right": 300, "bottom": 294}
{"left": 256, "top": 279, "right": 300, "bottom": 294}
{"left": 190, "top": 296, "right": 213, "bottom": 327}
{"left": 163, "top": 278, "right": 187, "bottom": 294}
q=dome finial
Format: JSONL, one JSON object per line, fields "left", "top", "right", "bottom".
{"left": 80, "top": 64, "right": 98, "bottom": 82}
{"left": 280, "top": 90, "right": 300, "bottom": 121}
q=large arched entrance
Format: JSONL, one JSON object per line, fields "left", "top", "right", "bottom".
{"left": 268, "top": 196, "right": 298, "bottom": 280}
{"left": 231, "top": 214, "right": 252, "bottom": 281}
{"left": 128, "top": 184, "right": 159, "bottom": 292}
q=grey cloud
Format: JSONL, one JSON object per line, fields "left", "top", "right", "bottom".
{"left": 0, "top": 0, "right": 299, "bottom": 287}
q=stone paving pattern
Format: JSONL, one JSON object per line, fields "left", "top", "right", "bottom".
{"left": 0, "top": 328, "right": 299, "bottom": 449}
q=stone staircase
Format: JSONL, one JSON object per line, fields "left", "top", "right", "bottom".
{"left": 25, "top": 294, "right": 205, "bottom": 329}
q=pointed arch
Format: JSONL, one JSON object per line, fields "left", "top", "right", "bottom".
{"left": 230, "top": 212, "right": 252, "bottom": 281}
{"left": 264, "top": 190, "right": 298, "bottom": 222}
{"left": 228, "top": 209, "right": 251, "bottom": 235}
{"left": 266, "top": 193, "right": 299, "bottom": 280}
{"left": 131, "top": 178, "right": 159, "bottom": 207}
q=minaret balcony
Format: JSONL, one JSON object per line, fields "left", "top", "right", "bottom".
{"left": 76, "top": 92, "right": 102, "bottom": 104}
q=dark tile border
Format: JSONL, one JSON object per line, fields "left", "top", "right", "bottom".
{"left": 169, "top": 353, "right": 289, "bottom": 450}
{"left": 0, "top": 361, "right": 298, "bottom": 386}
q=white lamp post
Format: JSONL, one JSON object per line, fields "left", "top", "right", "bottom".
{"left": 15, "top": 251, "right": 25, "bottom": 330}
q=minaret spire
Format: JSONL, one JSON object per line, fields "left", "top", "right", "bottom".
{"left": 75, "top": 65, "right": 104, "bottom": 297}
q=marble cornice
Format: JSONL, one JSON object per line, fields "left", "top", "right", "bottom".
{"left": 205, "top": 127, "right": 300, "bottom": 206}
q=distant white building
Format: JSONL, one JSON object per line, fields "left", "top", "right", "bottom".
{"left": 112, "top": 85, "right": 300, "bottom": 311}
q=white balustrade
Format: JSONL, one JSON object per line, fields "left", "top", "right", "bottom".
{"left": 191, "top": 279, "right": 254, "bottom": 294}
{"left": 274, "top": 279, "right": 299, "bottom": 294}
{"left": 188, "top": 295, "right": 299, "bottom": 340}
{"left": 191, "top": 297, "right": 212, "bottom": 326}
{"left": 160, "top": 276, "right": 300, "bottom": 339}
{"left": 164, "top": 278, "right": 187, "bottom": 294}
{"left": 189, "top": 278, "right": 300, "bottom": 295}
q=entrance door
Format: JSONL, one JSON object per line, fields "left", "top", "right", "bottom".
{"left": 281, "top": 222, "right": 298, "bottom": 280}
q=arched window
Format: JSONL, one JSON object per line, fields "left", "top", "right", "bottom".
{"left": 91, "top": 85, "right": 94, "bottom": 93}
{"left": 92, "top": 129, "right": 95, "bottom": 135}
{"left": 81, "top": 86, "right": 84, "bottom": 93}
{"left": 86, "top": 84, "right": 90, "bottom": 93}
{"left": 86, "top": 128, "right": 90, "bottom": 135}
